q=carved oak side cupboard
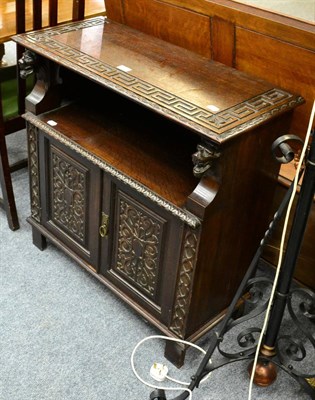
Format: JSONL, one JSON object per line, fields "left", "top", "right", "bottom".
{"left": 13, "top": 16, "right": 302, "bottom": 366}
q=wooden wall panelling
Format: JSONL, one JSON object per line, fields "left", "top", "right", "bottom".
{"left": 105, "top": 0, "right": 315, "bottom": 54}
{"left": 235, "top": 27, "right": 315, "bottom": 137}
{"left": 104, "top": 0, "right": 124, "bottom": 23}
{"left": 154, "top": 0, "right": 315, "bottom": 51}
{"left": 106, "top": 0, "right": 212, "bottom": 58}
{"left": 211, "top": 16, "right": 235, "bottom": 66}
{"left": 124, "top": 0, "right": 212, "bottom": 58}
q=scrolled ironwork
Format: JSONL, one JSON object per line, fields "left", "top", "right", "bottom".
{"left": 277, "top": 335, "right": 313, "bottom": 378}
{"left": 231, "top": 277, "right": 273, "bottom": 325}
{"left": 276, "top": 288, "right": 315, "bottom": 380}
{"left": 218, "top": 328, "right": 262, "bottom": 359}
{"left": 271, "top": 134, "right": 304, "bottom": 164}
{"left": 216, "top": 277, "right": 273, "bottom": 359}
{"left": 288, "top": 287, "right": 315, "bottom": 326}
{"left": 237, "top": 328, "right": 261, "bottom": 349}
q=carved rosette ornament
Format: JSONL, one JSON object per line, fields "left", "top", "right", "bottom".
{"left": 170, "top": 229, "right": 199, "bottom": 338}
{"left": 192, "top": 144, "right": 221, "bottom": 178}
{"left": 27, "top": 123, "right": 41, "bottom": 222}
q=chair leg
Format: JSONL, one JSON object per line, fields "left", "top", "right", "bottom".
{"left": 0, "top": 43, "right": 5, "bottom": 67}
{"left": 0, "top": 133, "right": 20, "bottom": 230}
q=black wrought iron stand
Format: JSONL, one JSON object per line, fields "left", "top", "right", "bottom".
{"left": 149, "top": 132, "right": 315, "bottom": 400}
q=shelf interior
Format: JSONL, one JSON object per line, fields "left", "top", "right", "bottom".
{"left": 38, "top": 83, "right": 200, "bottom": 207}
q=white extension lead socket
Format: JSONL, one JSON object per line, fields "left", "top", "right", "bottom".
{"left": 150, "top": 363, "right": 169, "bottom": 382}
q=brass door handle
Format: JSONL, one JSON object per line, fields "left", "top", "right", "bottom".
{"left": 99, "top": 212, "right": 109, "bottom": 237}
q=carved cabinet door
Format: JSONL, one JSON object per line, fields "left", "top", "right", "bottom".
{"left": 40, "top": 134, "right": 102, "bottom": 271}
{"left": 99, "top": 178, "right": 184, "bottom": 325}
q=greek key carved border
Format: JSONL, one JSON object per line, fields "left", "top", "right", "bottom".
{"left": 27, "top": 123, "right": 41, "bottom": 222}
{"left": 169, "top": 228, "right": 199, "bottom": 338}
{"left": 15, "top": 17, "right": 106, "bottom": 43}
{"left": 14, "top": 18, "right": 304, "bottom": 143}
{"left": 23, "top": 113, "right": 200, "bottom": 228}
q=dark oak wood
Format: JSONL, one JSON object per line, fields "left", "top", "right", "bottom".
{"left": 0, "top": 43, "right": 4, "bottom": 65}
{"left": 31, "top": 225, "right": 47, "bottom": 250}
{"left": 33, "top": 101, "right": 199, "bottom": 207}
{"left": 105, "top": 0, "right": 315, "bottom": 140}
{"left": 105, "top": 0, "right": 315, "bottom": 289}
{"left": 48, "top": 0, "right": 58, "bottom": 27}
{"left": 33, "top": 0, "right": 43, "bottom": 30}
{"left": 13, "top": 17, "right": 302, "bottom": 365}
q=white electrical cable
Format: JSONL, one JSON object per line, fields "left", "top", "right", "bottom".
{"left": 165, "top": 374, "right": 192, "bottom": 386}
{"left": 131, "top": 334, "right": 212, "bottom": 400}
{"left": 248, "top": 100, "right": 315, "bottom": 400}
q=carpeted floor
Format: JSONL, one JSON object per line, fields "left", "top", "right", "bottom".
{"left": 0, "top": 131, "right": 312, "bottom": 400}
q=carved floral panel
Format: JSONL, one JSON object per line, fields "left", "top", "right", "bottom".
{"left": 113, "top": 192, "right": 165, "bottom": 299}
{"left": 50, "top": 146, "right": 87, "bottom": 243}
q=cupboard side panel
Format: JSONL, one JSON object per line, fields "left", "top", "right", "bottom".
{"left": 185, "top": 114, "right": 292, "bottom": 334}
{"left": 122, "top": 0, "right": 212, "bottom": 58}
{"left": 235, "top": 27, "right": 315, "bottom": 137}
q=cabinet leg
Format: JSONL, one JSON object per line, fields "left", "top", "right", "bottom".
{"left": 164, "top": 340, "right": 186, "bottom": 368}
{"left": 32, "top": 227, "right": 47, "bottom": 250}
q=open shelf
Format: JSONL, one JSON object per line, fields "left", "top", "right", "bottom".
{"left": 36, "top": 92, "right": 200, "bottom": 207}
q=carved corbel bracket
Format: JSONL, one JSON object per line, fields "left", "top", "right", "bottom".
{"left": 18, "top": 50, "right": 62, "bottom": 115}
{"left": 192, "top": 143, "right": 221, "bottom": 178}
{"left": 18, "top": 50, "right": 37, "bottom": 79}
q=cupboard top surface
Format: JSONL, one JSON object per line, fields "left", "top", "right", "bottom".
{"left": 13, "top": 17, "right": 303, "bottom": 143}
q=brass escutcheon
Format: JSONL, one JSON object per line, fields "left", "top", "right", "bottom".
{"left": 99, "top": 212, "right": 109, "bottom": 237}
